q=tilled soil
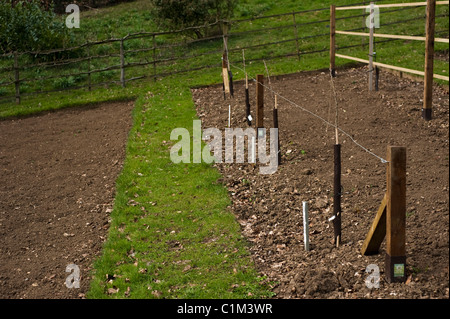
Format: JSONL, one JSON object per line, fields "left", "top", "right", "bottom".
{"left": 192, "top": 67, "right": 449, "bottom": 299}
{"left": 0, "top": 101, "right": 134, "bottom": 299}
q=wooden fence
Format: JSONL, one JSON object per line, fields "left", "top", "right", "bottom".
{"left": 330, "top": 0, "right": 450, "bottom": 120}
{"left": 0, "top": 0, "right": 448, "bottom": 104}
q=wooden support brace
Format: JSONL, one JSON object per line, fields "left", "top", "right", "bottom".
{"left": 361, "top": 193, "right": 387, "bottom": 255}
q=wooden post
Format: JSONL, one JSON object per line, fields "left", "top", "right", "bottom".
{"left": 333, "top": 143, "right": 342, "bottom": 247}
{"left": 423, "top": 0, "right": 436, "bottom": 121}
{"left": 330, "top": 4, "right": 336, "bottom": 77}
{"left": 120, "top": 38, "right": 126, "bottom": 88}
{"left": 368, "top": 2, "right": 375, "bottom": 91}
{"left": 292, "top": 12, "right": 301, "bottom": 60}
{"left": 222, "top": 22, "right": 234, "bottom": 98}
{"left": 153, "top": 34, "right": 157, "bottom": 82}
{"left": 14, "top": 51, "right": 20, "bottom": 105}
{"left": 256, "top": 74, "right": 264, "bottom": 138}
{"left": 385, "top": 146, "right": 407, "bottom": 283}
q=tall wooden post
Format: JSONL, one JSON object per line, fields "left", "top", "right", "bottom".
{"left": 385, "top": 146, "right": 407, "bottom": 283}
{"left": 330, "top": 5, "right": 336, "bottom": 77}
{"left": 423, "top": 0, "right": 436, "bottom": 121}
{"left": 14, "top": 51, "right": 20, "bottom": 105}
{"left": 256, "top": 74, "right": 264, "bottom": 138}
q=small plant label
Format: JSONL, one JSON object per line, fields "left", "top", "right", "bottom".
{"left": 394, "top": 264, "right": 405, "bottom": 278}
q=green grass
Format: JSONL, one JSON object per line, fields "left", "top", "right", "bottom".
{"left": 0, "top": 0, "right": 447, "bottom": 103}
{"left": 86, "top": 79, "right": 274, "bottom": 299}
{"left": 0, "top": 0, "right": 448, "bottom": 299}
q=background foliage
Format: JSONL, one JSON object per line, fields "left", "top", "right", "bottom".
{"left": 150, "top": 0, "right": 237, "bottom": 37}
{"left": 0, "top": 0, "right": 71, "bottom": 53}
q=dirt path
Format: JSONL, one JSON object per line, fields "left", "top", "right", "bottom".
{"left": 0, "top": 101, "right": 134, "bottom": 299}
{"left": 192, "top": 67, "right": 449, "bottom": 299}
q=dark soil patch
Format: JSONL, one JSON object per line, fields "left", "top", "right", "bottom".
{"left": 192, "top": 67, "right": 449, "bottom": 299}
{"left": 0, "top": 101, "right": 134, "bottom": 299}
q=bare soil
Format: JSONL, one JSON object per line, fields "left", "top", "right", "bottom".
{"left": 192, "top": 67, "right": 449, "bottom": 299}
{"left": 0, "top": 101, "right": 134, "bottom": 299}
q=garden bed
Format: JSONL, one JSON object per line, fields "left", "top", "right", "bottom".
{"left": 192, "top": 66, "right": 449, "bottom": 299}
{"left": 0, "top": 101, "right": 134, "bottom": 298}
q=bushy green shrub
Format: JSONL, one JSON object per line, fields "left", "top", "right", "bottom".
{"left": 150, "top": 0, "right": 237, "bottom": 38}
{"left": 0, "top": 0, "right": 72, "bottom": 53}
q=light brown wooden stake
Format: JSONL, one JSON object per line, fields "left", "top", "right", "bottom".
{"left": 330, "top": 5, "right": 336, "bottom": 77}
{"left": 423, "top": 0, "right": 436, "bottom": 121}
{"left": 256, "top": 74, "right": 264, "bottom": 132}
{"left": 361, "top": 193, "right": 387, "bottom": 255}
{"left": 385, "top": 146, "right": 406, "bottom": 283}
{"left": 223, "top": 53, "right": 230, "bottom": 94}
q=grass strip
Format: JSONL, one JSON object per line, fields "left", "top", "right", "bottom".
{"left": 86, "top": 80, "right": 274, "bottom": 299}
